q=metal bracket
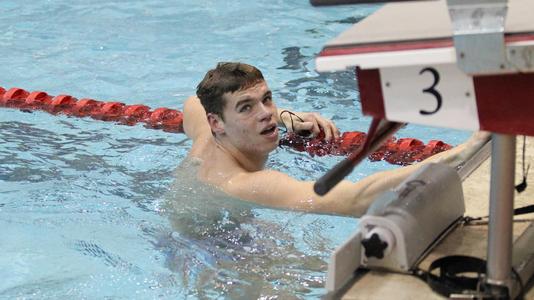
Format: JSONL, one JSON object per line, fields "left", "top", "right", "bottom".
{"left": 507, "top": 44, "right": 534, "bottom": 72}
{"left": 447, "top": 0, "right": 509, "bottom": 74}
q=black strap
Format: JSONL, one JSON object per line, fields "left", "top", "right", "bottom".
{"left": 414, "top": 255, "right": 486, "bottom": 297}
{"left": 515, "top": 135, "right": 530, "bottom": 193}
{"left": 464, "top": 203, "right": 534, "bottom": 225}
{"left": 279, "top": 110, "right": 312, "bottom": 136}
{"left": 414, "top": 255, "right": 526, "bottom": 299}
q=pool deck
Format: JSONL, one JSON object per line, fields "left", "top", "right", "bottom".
{"left": 342, "top": 136, "right": 534, "bottom": 299}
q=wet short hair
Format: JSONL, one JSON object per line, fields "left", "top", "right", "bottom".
{"left": 196, "top": 62, "right": 264, "bottom": 120}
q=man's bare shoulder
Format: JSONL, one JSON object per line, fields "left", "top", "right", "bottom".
{"left": 221, "top": 169, "right": 314, "bottom": 209}
{"left": 226, "top": 169, "right": 294, "bottom": 189}
{"left": 187, "top": 139, "right": 251, "bottom": 186}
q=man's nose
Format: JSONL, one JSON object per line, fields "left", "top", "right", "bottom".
{"left": 257, "top": 103, "right": 273, "bottom": 121}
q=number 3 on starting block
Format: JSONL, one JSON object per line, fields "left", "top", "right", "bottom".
{"left": 380, "top": 64, "right": 479, "bottom": 131}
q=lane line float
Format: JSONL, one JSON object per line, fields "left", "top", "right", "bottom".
{"left": 0, "top": 86, "right": 452, "bottom": 165}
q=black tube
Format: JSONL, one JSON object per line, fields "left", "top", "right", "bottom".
{"left": 514, "top": 204, "right": 534, "bottom": 216}
{"left": 310, "top": 0, "right": 429, "bottom": 6}
{"left": 314, "top": 120, "right": 405, "bottom": 196}
{"left": 314, "top": 149, "right": 366, "bottom": 195}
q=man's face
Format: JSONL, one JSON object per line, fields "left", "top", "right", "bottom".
{"left": 218, "top": 81, "right": 279, "bottom": 155}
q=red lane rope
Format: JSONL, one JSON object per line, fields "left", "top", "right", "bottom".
{"left": 0, "top": 86, "right": 184, "bottom": 133}
{"left": 279, "top": 131, "right": 452, "bottom": 166}
{"left": 0, "top": 86, "right": 452, "bottom": 165}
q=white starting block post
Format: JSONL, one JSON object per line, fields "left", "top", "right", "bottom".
{"left": 313, "top": 0, "right": 534, "bottom": 298}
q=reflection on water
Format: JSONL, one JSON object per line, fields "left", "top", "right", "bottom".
{"left": 161, "top": 157, "right": 331, "bottom": 299}
{"left": 0, "top": 113, "right": 358, "bottom": 299}
{"left": 0, "top": 0, "right": 383, "bottom": 297}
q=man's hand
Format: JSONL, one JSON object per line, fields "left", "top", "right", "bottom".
{"left": 278, "top": 110, "right": 340, "bottom": 141}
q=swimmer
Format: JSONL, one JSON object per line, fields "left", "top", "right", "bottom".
{"left": 181, "top": 62, "right": 489, "bottom": 217}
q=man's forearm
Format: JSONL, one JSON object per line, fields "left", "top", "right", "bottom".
{"left": 317, "top": 132, "right": 491, "bottom": 217}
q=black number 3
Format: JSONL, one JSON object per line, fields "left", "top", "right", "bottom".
{"left": 419, "top": 67, "right": 442, "bottom": 115}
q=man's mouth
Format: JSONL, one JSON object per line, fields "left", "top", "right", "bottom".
{"left": 260, "top": 124, "right": 277, "bottom": 135}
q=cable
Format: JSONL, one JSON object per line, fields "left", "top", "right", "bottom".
{"left": 515, "top": 136, "right": 530, "bottom": 193}
{"left": 511, "top": 267, "right": 525, "bottom": 300}
{"left": 279, "top": 109, "right": 306, "bottom": 135}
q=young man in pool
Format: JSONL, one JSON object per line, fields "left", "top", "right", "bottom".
{"left": 182, "top": 62, "right": 488, "bottom": 217}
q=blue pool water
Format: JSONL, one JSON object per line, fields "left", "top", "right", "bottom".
{"left": 0, "top": 1, "right": 471, "bottom": 298}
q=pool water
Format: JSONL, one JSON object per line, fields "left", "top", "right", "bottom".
{"left": 0, "top": 0, "right": 471, "bottom": 298}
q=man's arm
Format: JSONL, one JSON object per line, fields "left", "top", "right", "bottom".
{"left": 222, "top": 131, "right": 490, "bottom": 217}
{"left": 223, "top": 169, "right": 389, "bottom": 216}
{"left": 183, "top": 96, "right": 211, "bottom": 141}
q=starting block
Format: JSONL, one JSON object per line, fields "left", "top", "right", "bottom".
{"left": 313, "top": 0, "right": 534, "bottom": 298}
{"left": 317, "top": 0, "right": 534, "bottom": 136}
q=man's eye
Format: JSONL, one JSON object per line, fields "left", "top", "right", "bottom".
{"left": 239, "top": 104, "right": 251, "bottom": 113}
{"left": 263, "top": 96, "right": 272, "bottom": 104}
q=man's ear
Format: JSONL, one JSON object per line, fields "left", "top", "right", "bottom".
{"left": 207, "top": 113, "right": 225, "bottom": 135}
